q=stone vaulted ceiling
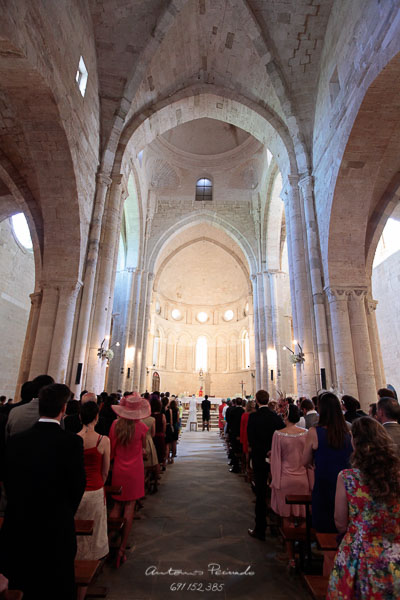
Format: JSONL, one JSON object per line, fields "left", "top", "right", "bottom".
{"left": 89, "top": 0, "right": 335, "bottom": 158}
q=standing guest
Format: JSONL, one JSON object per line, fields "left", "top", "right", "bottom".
{"left": 240, "top": 400, "right": 256, "bottom": 473}
{"left": 376, "top": 396, "right": 400, "bottom": 451}
{"left": 270, "top": 404, "right": 311, "bottom": 568}
{"left": 227, "top": 398, "right": 244, "bottom": 473}
{"left": 97, "top": 394, "right": 118, "bottom": 436}
{"left": 0, "top": 383, "right": 86, "bottom": 599}
{"left": 342, "top": 395, "right": 367, "bottom": 424}
{"left": 201, "top": 395, "right": 211, "bottom": 431}
{"left": 267, "top": 400, "right": 278, "bottom": 413}
{"left": 6, "top": 374, "right": 55, "bottom": 438}
{"left": 169, "top": 399, "right": 179, "bottom": 459}
{"left": 218, "top": 399, "right": 227, "bottom": 433}
{"left": 369, "top": 403, "right": 377, "bottom": 419}
{"left": 377, "top": 387, "right": 397, "bottom": 400}
{"left": 109, "top": 393, "right": 149, "bottom": 568}
{"left": 63, "top": 399, "right": 82, "bottom": 433}
{"left": 151, "top": 395, "right": 166, "bottom": 469}
{"left": 0, "top": 397, "right": 6, "bottom": 406}
{"left": 163, "top": 397, "right": 174, "bottom": 463}
{"left": 142, "top": 408, "right": 159, "bottom": 492}
{"left": 75, "top": 402, "right": 110, "bottom": 599}
{"left": 327, "top": 417, "right": 400, "bottom": 599}
{"left": 300, "top": 398, "right": 319, "bottom": 429}
{"left": 303, "top": 392, "right": 352, "bottom": 533}
{"left": 247, "top": 390, "right": 285, "bottom": 541}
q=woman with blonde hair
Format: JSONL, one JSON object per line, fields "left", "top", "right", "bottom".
{"left": 328, "top": 417, "right": 400, "bottom": 599}
{"left": 109, "top": 393, "right": 150, "bottom": 567}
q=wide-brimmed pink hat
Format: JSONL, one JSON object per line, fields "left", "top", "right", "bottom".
{"left": 112, "top": 392, "right": 150, "bottom": 420}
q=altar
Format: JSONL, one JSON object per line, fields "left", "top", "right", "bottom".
{"left": 180, "top": 396, "right": 225, "bottom": 408}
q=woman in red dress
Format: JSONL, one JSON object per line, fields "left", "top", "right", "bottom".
{"left": 218, "top": 399, "right": 227, "bottom": 434}
{"left": 109, "top": 393, "right": 150, "bottom": 567}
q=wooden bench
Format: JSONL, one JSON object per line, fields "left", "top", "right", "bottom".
{"left": 75, "top": 560, "right": 100, "bottom": 586}
{"left": 286, "top": 494, "right": 313, "bottom": 570}
{"left": 316, "top": 532, "right": 339, "bottom": 551}
{"left": 303, "top": 575, "right": 329, "bottom": 600}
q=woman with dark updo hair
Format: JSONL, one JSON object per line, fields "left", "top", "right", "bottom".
{"left": 328, "top": 417, "right": 400, "bottom": 599}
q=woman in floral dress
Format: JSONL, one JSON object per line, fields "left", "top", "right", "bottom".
{"left": 327, "top": 417, "right": 400, "bottom": 599}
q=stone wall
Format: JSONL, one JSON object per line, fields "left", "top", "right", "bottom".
{"left": 0, "top": 220, "right": 34, "bottom": 398}
{"left": 372, "top": 250, "right": 400, "bottom": 393}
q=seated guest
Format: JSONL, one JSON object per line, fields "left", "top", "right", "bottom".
{"left": 300, "top": 398, "right": 319, "bottom": 429}
{"left": 303, "top": 392, "right": 352, "bottom": 533}
{"left": 327, "top": 417, "right": 400, "bottom": 599}
{"left": 270, "top": 405, "right": 311, "bottom": 568}
{"left": 0, "top": 383, "right": 86, "bottom": 599}
{"left": 376, "top": 396, "right": 400, "bottom": 451}
{"left": 109, "top": 394, "right": 149, "bottom": 568}
{"left": 76, "top": 402, "right": 110, "bottom": 562}
{"left": 6, "top": 374, "right": 55, "bottom": 438}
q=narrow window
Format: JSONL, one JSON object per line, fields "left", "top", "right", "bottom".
{"left": 76, "top": 56, "right": 88, "bottom": 97}
{"left": 242, "top": 331, "right": 250, "bottom": 369}
{"left": 196, "top": 336, "right": 208, "bottom": 371}
{"left": 195, "top": 178, "right": 212, "bottom": 201}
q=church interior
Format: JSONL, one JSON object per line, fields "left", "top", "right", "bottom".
{"left": 1, "top": 1, "right": 400, "bottom": 599}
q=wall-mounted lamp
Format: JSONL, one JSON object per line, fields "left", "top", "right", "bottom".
{"left": 282, "top": 340, "right": 305, "bottom": 364}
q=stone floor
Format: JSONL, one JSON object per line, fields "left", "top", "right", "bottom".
{"left": 97, "top": 431, "right": 310, "bottom": 599}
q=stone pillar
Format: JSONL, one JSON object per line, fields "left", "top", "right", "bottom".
{"left": 325, "top": 287, "right": 358, "bottom": 396}
{"left": 48, "top": 282, "right": 81, "bottom": 383}
{"left": 283, "top": 177, "right": 317, "bottom": 396}
{"left": 299, "top": 175, "right": 331, "bottom": 389}
{"left": 85, "top": 174, "right": 124, "bottom": 393}
{"left": 29, "top": 285, "right": 59, "bottom": 378}
{"left": 262, "top": 272, "right": 275, "bottom": 394}
{"left": 139, "top": 272, "right": 154, "bottom": 392}
{"left": 251, "top": 275, "right": 262, "bottom": 390}
{"left": 132, "top": 270, "right": 147, "bottom": 389}
{"left": 15, "top": 290, "right": 42, "bottom": 399}
{"left": 347, "top": 289, "right": 377, "bottom": 408}
{"left": 71, "top": 172, "right": 111, "bottom": 396}
{"left": 366, "top": 298, "right": 385, "bottom": 390}
{"left": 256, "top": 272, "right": 268, "bottom": 389}
{"left": 124, "top": 268, "right": 143, "bottom": 390}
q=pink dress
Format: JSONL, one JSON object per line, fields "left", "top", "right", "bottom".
{"left": 109, "top": 420, "right": 148, "bottom": 501}
{"left": 270, "top": 430, "right": 310, "bottom": 518}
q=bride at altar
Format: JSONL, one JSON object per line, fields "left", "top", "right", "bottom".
{"left": 184, "top": 396, "right": 198, "bottom": 431}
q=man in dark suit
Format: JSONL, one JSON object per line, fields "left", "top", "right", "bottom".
{"left": 226, "top": 397, "right": 244, "bottom": 472}
{"left": 247, "top": 389, "right": 284, "bottom": 540}
{"left": 201, "top": 395, "right": 211, "bottom": 431}
{"left": 0, "top": 383, "right": 86, "bottom": 599}
{"left": 377, "top": 396, "right": 400, "bottom": 454}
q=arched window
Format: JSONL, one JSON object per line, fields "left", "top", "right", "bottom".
{"left": 10, "top": 213, "right": 32, "bottom": 251}
{"left": 152, "top": 330, "right": 160, "bottom": 366}
{"left": 195, "top": 178, "right": 212, "bottom": 201}
{"left": 196, "top": 336, "right": 208, "bottom": 371}
{"left": 242, "top": 331, "right": 250, "bottom": 369}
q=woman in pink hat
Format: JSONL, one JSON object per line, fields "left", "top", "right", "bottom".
{"left": 109, "top": 392, "right": 150, "bottom": 567}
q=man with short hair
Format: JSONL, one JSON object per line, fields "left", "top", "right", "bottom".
{"left": 201, "top": 394, "right": 211, "bottom": 431}
{"left": 0, "top": 383, "right": 86, "bottom": 599}
{"left": 6, "top": 374, "right": 55, "bottom": 438}
{"left": 247, "top": 389, "right": 285, "bottom": 540}
{"left": 300, "top": 398, "right": 319, "bottom": 429}
{"left": 377, "top": 396, "right": 400, "bottom": 453}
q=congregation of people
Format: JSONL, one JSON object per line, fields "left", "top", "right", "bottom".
{"left": 0, "top": 380, "right": 182, "bottom": 599}
{"left": 0, "top": 378, "right": 399, "bottom": 599}
{"left": 222, "top": 387, "right": 400, "bottom": 599}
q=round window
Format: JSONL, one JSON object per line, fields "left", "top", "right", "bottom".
{"left": 11, "top": 213, "right": 33, "bottom": 251}
{"left": 224, "top": 309, "right": 234, "bottom": 322}
{"left": 197, "top": 311, "right": 208, "bottom": 323}
{"left": 171, "top": 309, "right": 182, "bottom": 320}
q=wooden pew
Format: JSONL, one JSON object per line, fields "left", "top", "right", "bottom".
{"left": 303, "top": 575, "right": 329, "bottom": 600}
{"left": 285, "top": 494, "right": 313, "bottom": 570}
{"left": 316, "top": 532, "right": 339, "bottom": 551}
{"left": 75, "top": 560, "right": 100, "bottom": 587}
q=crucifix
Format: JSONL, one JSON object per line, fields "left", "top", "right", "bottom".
{"left": 239, "top": 380, "right": 245, "bottom": 398}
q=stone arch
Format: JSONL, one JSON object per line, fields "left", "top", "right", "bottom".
{"left": 153, "top": 237, "right": 251, "bottom": 295}
{"left": 113, "top": 86, "right": 298, "bottom": 178}
{"left": 148, "top": 210, "right": 257, "bottom": 276}
{"left": 327, "top": 52, "right": 400, "bottom": 287}
{"left": 0, "top": 38, "right": 82, "bottom": 284}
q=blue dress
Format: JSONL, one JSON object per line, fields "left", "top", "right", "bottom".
{"left": 312, "top": 426, "right": 352, "bottom": 532}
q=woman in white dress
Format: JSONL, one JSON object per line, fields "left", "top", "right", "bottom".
{"left": 185, "top": 396, "right": 198, "bottom": 431}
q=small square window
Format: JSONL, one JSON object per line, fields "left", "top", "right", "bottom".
{"left": 76, "top": 56, "right": 88, "bottom": 97}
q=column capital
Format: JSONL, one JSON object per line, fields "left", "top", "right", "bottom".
{"left": 366, "top": 298, "right": 378, "bottom": 313}
{"left": 96, "top": 172, "right": 112, "bottom": 187}
{"left": 111, "top": 173, "right": 123, "bottom": 187}
{"left": 287, "top": 174, "right": 299, "bottom": 186}
{"left": 29, "top": 291, "right": 42, "bottom": 305}
{"left": 325, "top": 286, "right": 368, "bottom": 301}
{"left": 298, "top": 174, "right": 313, "bottom": 190}
{"left": 347, "top": 288, "right": 368, "bottom": 301}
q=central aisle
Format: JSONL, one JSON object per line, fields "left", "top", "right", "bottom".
{"left": 98, "top": 431, "right": 309, "bottom": 599}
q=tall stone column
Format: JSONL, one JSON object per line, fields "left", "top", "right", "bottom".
{"left": 48, "top": 282, "right": 81, "bottom": 383}
{"left": 124, "top": 268, "right": 143, "bottom": 390}
{"left": 85, "top": 174, "right": 124, "bottom": 393}
{"left": 299, "top": 175, "right": 331, "bottom": 389}
{"left": 348, "top": 289, "right": 377, "bottom": 408}
{"left": 139, "top": 272, "right": 154, "bottom": 392}
{"left": 262, "top": 272, "right": 275, "bottom": 394}
{"left": 283, "top": 177, "right": 317, "bottom": 396}
{"left": 15, "top": 290, "right": 42, "bottom": 399}
{"left": 71, "top": 172, "right": 111, "bottom": 396}
{"left": 325, "top": 287, "right": 358, "bottom": 396}
{"left": 251, "top": 274, "right": 261, "bottom": 390}
{"left": 132, "top": 270, "right": 148, "bottom": 389}
{"left": 366, "top": 298, "right": 385, "bottom": 390}
{"left": 109, "top": 267, "right": 135, "bottom": 392}
{"left": 256, "top": 272, "right": 268, "bottom": 389}
{"left": 29, "top": 285, "right": 59, "bottom": 378}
